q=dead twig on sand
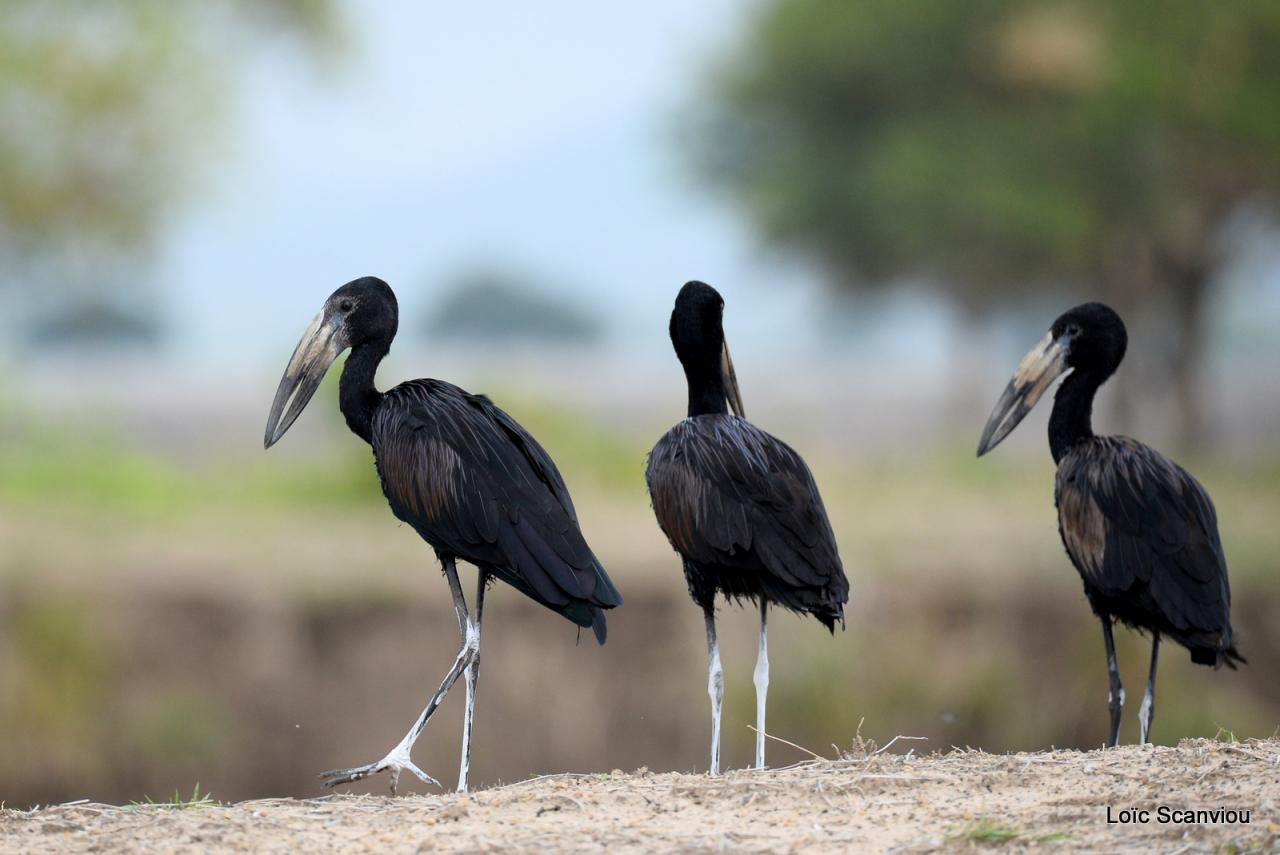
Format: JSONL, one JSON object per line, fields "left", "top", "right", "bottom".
{"left": 746, "top": 726, "right": 829, "bottom": 762}
{"left": 872, "top": 735, "right": 928, "bottom": 757}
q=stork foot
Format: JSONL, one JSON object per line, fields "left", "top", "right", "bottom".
{"left": 320, "top": 750, "right": 439, "bottom": 794}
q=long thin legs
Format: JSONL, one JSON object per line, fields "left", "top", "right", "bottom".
{"left": 320, "top": 557, "right": 479, "bottom": 794}
{"left": 704, "top": 604, "right": 723, "bottom": 776}
{"left": 753, "top": 600, "right": 769, "bottom": 769}
{"left": 457, "top": 570, "right": 488, "bottom": 792}
{"left": 1138, "top": 631, "right": 1160, "bottom": 745}
{"left": 1102, "top": 618, "right": 1124, "bottom": 748}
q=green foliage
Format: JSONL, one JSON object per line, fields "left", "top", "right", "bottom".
{"left": 697, "top": 0, "right": 1280, "bottom": 300}
{"left": 0, "top": 1, "right": 340, "bottom": 274}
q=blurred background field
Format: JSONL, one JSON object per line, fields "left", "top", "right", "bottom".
{"left": 1, "top": 0, "right": 1279, "bottom": 806}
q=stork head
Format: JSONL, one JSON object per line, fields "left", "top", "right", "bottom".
{"left": 264, "top": 277, "right": 398, "bottom": 448}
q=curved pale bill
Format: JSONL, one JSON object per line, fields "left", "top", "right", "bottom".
{"left": 263, "top": 311, "right": 343, "bottom": 448}
{"left": 721, "top": 339, "right": 745, "bottom": 418}
{"left": 976, "top": 331, "right": 1068, "bottom": 456}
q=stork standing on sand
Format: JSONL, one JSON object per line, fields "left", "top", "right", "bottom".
{"left": 646, "top": 281, "right": 849, "bottom": 774}
{"left": 264, "top": 277, "right": 622, "bottom": 792}
{"left": 977, "top": 302, "right": 1243, "bottom": 746}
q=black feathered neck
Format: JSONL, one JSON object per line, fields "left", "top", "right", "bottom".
{"left": 670, "top": 281, "right": 729, "bottom": 417}
{"left": 339, "top": 339, "right": 387, "bottom": 444}
{"left": 1048, "top": 303, "right": 1127, "bottom": 463}
{"left": 684, "top": 369, "right": 730, "bottom": 418}
{"left": 1049, "top": 367, "right": 1102, "bottom": 463}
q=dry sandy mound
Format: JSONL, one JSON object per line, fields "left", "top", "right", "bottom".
{"left": 2, "top": 738, "right": 1276, "bottom": 853}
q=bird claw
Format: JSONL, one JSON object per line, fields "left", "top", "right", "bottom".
{"left": 319, "top": 756, "right": 440, "bottom": 794}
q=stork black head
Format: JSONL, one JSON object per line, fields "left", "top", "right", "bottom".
{"left": 264, "top": 277, "right": 399, "bottom": 448}
{"left": 977, "top": 302, "right": 1127, "bottom": 456}
{"left": 669, "top": 281, "right": 745, "bottom": 418}
{"left": 1051, "top": 302, "right": 1127, "bottom": 378}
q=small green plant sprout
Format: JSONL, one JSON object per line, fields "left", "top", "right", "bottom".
{"left": 129, "top": 782, "right": 216, "bottom": 810}
{"left": 951, "top": 814, "right": 1021, "bottom": 845}
{"left": 1034, "top": 832, "right": 1073, "bottom": 843}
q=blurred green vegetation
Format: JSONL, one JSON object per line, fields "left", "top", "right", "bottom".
{"left": 0, "top": 1, "right": 341, "bottom": 351}
{"left": 5, "top": 594, "right": 111, "bottom": 740}
{"left": 121, "top": 689, "right": 236, "bottom": 777}
{"left": 696, "top": 0, "right": 1280, "bottom": 447}
{"left": 1, "top": 1, "right": 339, "bottom": 259}
{"left": 0, "top": 349, "right": 656, "bottom": 513}
{"left": 1, "top": 396, "right": 1276, "bottom": 582}
{"left": 0, "top": 429, "right": 383, "bottom": 519}
{"left": 0, "top": 392, "right": 1276, "bottom": 803}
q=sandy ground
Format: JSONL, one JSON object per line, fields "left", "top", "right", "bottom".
{"left": 1, "top": 738, "right": 1276, "bottom": 854}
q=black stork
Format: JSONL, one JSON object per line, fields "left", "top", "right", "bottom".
{"left": 263, "top": 276, "right": 622, "bottom": 793}
{"left": 977, "top": 302, "right": 1243, "bottom": 747}
{"left": 645, "top": 281, "right": 848, "bottom": 774}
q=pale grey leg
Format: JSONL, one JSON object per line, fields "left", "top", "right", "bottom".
{"left": 320, "top": 558, "right": 477, "bottom": 794}
{"left": 704, "top": 604, "right": 723, "bottom": 776}
{"left": 457, "top": 569, "right": 488, "bottom": 792}
{"left": 1138, "top": 632, "right": 1160, "bottom": 745}
{"left": 753, "top": 600, "right": 769, "bottom": 769}
{"left": 1102, "top": 618, "right": 1124, "bottom": 748}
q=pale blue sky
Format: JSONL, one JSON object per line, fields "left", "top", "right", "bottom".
{"left": 163, "top": 0, "right": 892, "bottom": 368}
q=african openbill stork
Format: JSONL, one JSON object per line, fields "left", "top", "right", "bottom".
{"left": 263, "top": 277, "right": 622, "bottom": 793}
{"left": 977, "top": 302, "right": 1243, "bottom": 747}
{"left": 645, "top": 281, "right": 848, "bottom": 774}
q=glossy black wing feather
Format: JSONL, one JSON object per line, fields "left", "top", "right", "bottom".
{"left": 372, "top": 380, "right": 621, "bottom": 643}
{"left": 646, "top": 414, "right": 847, "bottom": 627}
{"left": 1055, "top": 436, "right": 1241, "bottom": 668}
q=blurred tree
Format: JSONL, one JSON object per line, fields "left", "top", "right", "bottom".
{"left": 24, "top": 296, "right": 162, "bottom": 351}
{"left": 424, "top": 269, "right": 602, "bottom": 345}
{"left": 695, "top": 0, "right": 1280, "bottom": 447}
{"left": 0, "top": 1, "right": 340, "bottom": 343}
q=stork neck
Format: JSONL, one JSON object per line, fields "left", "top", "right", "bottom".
{"left": 1049, "top": 368, "right": 1101, "bottom": 463}
{"left": 339, "top": 341, "right": 387, "bottom": 444}
{"left": 685, "top": 363, "right": 728, "bottom": 417}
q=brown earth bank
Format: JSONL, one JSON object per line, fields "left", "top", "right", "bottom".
{"left": 2, "top": 570, "right": 1279, "bottom": 808}
{"left": 1, "top": 739, "right": 1276, "bottom": 854}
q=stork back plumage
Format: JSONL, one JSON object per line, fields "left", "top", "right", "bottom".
{"left": 647, "top": 414, "right": 847, "bottom": 630}
{"left": 1055, "top": 435, "right": 1242, "bottom": 668}
{"left": 374, "top": 379, "right": 622, "bottom": 643}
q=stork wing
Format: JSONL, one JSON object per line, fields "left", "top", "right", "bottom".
{"left": 1056, "top": 436, "right": 1231, "bottom": 639}
{"left": 373, "top": 380, "right": 621, "bottom": 617}
{"left": 646, "top": 415, "right": 846, "bottom": 597}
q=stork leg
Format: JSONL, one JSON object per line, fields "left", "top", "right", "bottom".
{"left": 1138, "top": 632, "right": 1160, "bottom": 745}
{"left": 320, "top": 558, "right": 478, "bottom": 793}
{"left": 753, "top": 600, "right": 769, "bottom": 770}
{"left": 704, "top": 604, "right": 723, "bottom": 776}
{"left": 1102, "top": 618, "right": 1124, "bottom": 748}
{"left": 457, "top": 569, "right": 488, "bottom": 793}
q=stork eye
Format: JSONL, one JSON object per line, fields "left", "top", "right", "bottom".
{"left": 1066, "top": 323, "right": 1082, "bottom": 337}
{"left": 339, "top": 300, "right": 354, "bottom": 313}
